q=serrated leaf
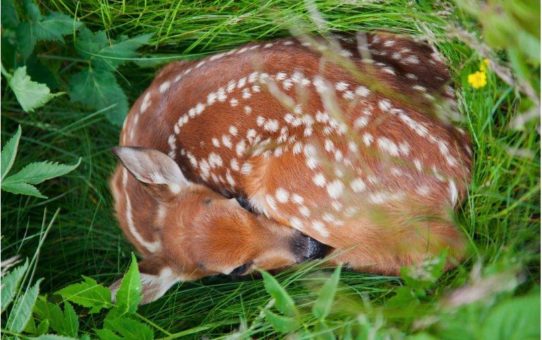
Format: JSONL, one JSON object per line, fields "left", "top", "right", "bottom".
{"left": 34, "top": 12, "right": 81, "bottom": 43}
{"left": 1, "top": 259, "right": 28, "bottom": 312}
{"left": 63, "top": 302, "right": 79, "bottom": 337}
{"left": 102, "top": 316, "right": 154, "bottom": 340}
{"left": 6, "top": 278, "right": 42, "bottom": 333}
{"left": 264, "top": 310, "right": 299, "bottom": 334}
{"left": 15, "top": 1, "right": 80, "bottom": 59}
{"left": 3, "top": 159, "right": 81, "bottom": 185}
{"left": 34, "top": 296, "right": 65, "bottom": 335}
{"left": 114, "top": 254, "right": 141, "bottom": 315}
{"left": 7, "top": 66, "right": 63, "bottom": 112}
{"left": 56, "top": 276, "right": 112, "bottom": 314}
{"left": 1, "top": 125, "right": 22, "bottom": 181}
{"left": 1, "top": 182, "right": 46, "bottom": 198}
{"left": 312, "top": 266, "right": 341, "bottom": 320}
{"left": 68, "top": 68, "right": 128, "bottom": 125}
{"left": 76, "top": 27, "right": 151, "bottom": 71}
{"left": 261, "top": 271, "right": 298, "bottom": 317}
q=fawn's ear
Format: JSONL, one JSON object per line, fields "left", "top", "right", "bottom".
{"left": 110, "top": 257, "right": 180, "bottom": 305}
{"left": 113, "top": 147, "right": 189, "bottom": 199}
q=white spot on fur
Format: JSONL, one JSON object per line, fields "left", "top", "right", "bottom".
{"left": 350, "top": 178, "right": 366, "bottom": 193}
{"left": 313, "top": 173, "right": 326, "bottom": 187}
{"left": 159, "top": 81, "right": 171, "bottom": 94}
{"left": 275, "top": 188, "right": 289, "bottom": 203}
{"left": 326, "top": 180, "right": 344, "bottom": 199}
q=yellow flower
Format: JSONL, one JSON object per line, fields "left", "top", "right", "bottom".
{"left": 468, "top": 71, "right": 487, "bottom": 89}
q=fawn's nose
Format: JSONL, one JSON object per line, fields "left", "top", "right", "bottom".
{"left": 291, "top": 232, "right": 331, "bottom": 262}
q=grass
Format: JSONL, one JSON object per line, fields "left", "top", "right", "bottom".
{"left": 1, "top": 0, "right": 540, "bottom": 338}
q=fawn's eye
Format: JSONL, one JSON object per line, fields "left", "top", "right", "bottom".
{"left": 230, "top": 262, "right": 253, "bottom": 276}
{"left": 203, "top": 198, "right": 212, "bottom": 205}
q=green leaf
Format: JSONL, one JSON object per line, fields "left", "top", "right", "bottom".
{"left": 36, "top": 319, "right": 51, "bottom": 336}
{"left": 34, "top": 296, "right": 65, "bottom": 335}
{"left": 261, "top": 271, "right": 298, "bottom": 317}
{"left": 264, "top": 310, "right": 299, "bottom": 334}
{"left": 31, "top": 335, "right": 79, "bottom": 340}
{"left": 114, "top": 254, "right": 142, "bottom": 315}
{"left": 2, "top": 158, "right": 80, "bottom": 198}
{"left": 15, "top": 0, "right": 81, "bottom": 59}
{"left": 100, "top": 314, "right": 153, "bottom": 340}
{"left": 1, "top": 0, "right": 19, "bottom": 28}
{"left": 1, "top": 182, "right": 46, "bottom": 198}
{"left": 76, "top": 27, "right": 152, "bottom": 71}
{"left": 56, "top": 276, "right": 112, "bottom": 314}
{"left": 3, "top": 159, "right": 81, "bottom": 185}
{"left": 482, "top": 292, "right": 540, "bottom": 340}
{"left": 22, "top": 0, "right": 42, "bottom": 21}
{"left": 34, "top": 12, "right": 80, "bottom": 43}
{"left": 95, "top": 328, "right": 122, "bottom": 340}
{"left": 312, "top": 266, "right": 342, "bottom": 320}
{"left": 16, "top": 21, "right": 37, "bottom": 59}
{"left": 1, "top": 125, "right": 22, "bottom": 181}
{"left": 63, "top": 302, "right": 79, "bottom": 337}
{"left": 7, "top": 66, "right": 63, "bottom": 112}
{"left": 0, "top": 259, "right": 28, "bottom": 312}
{"left": 68, "top": 68, "right": 128, "bottom": 125}
{"left": 6, "top": 278, "right": 42, "bottom": 333}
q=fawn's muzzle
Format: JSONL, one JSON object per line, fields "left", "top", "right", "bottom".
{"left": 291, "top": 232, "right": 331, "bottom": 262}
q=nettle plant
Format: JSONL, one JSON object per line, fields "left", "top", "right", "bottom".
{"left": 2, "top": 0, "right": 151, "bottom": 125}
{"left": 1, "top": 253, "right": 156, "bottom": 339}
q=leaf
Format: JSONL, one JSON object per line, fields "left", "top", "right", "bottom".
{"left": 36, "top": 319, "right": 50, "bottom": 336}
{"left": 76, "top": 27, "right": 152, "bottom": 71}
{"left": 1, "top": 182, "right": 46, "bottom": 198}
{"left": 56, "top": 276, "right": 112, "bottom": 314}
{"left": 6, "top": 278, "right": 42, "bottom": 333}
{"left": 68, "top": 68, "right": 128, "bottom": 125}
{"left": 0, "top": 259, "right": 28, "bottom": 312}
{"left": 261, "top": 271, "right": 298, "bottom": 317}
{"left": 482, "top": 292, "right": 540, "bottom": 340}
{"left": 2, "top": 158, "right": 80, "bottom": 198}
{"left": 63, "top": 302, "right": 79, "bottom": 337}
{"left": 312, "top": 266, "right": 342, "bottom": 320}
{"left": 31, "top": 335, "right": 79, "bottom": 340}
{"left": 100, "top": 314, "right": 153, "bottom": 340}
{"left": 1, "top": 125, "right": 21, "bottom": 181}
{"left": 114, "top": 254, "right": 142, "bottom": 315}
{"left": 1, "top": 0, "right": 19, "bottom": 28}
{"left": 95, "top": 328, "right": 122, "bottom": 340}
{"left": 264, "top": 310, "right": 299, "bottom": 334}
{"left": 34, "top": 296, "right": 65, "bottom": 335}
{"left": 15, "top": 0, "right": 81, "bottom": 59}
{"left": 7, "top": 66, "right": 63, "bottom": 112}
{"left": 34, "top": 12, "right": 80, "bottom": 43}
{"left": 3, "top": 159, "right": 81, "bottom": 185}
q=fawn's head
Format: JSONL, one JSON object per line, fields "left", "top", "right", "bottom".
{"left": 112, "top": 147, "right": 328, "bottom": 286}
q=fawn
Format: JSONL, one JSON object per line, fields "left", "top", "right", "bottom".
{"left": 110, "top": 31, "right": 472, "bottom": 303}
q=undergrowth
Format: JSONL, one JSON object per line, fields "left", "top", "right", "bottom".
{"left": 1, "top": 0, "right": 540, "bottom": 339}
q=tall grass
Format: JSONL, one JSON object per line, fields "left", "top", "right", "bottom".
{"left": 2, "top": 0, "right": 539, "bottom": 338}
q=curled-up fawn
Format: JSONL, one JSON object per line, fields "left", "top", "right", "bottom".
{"left": 110, "top": 32, "right": 472, "bottom": 303}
